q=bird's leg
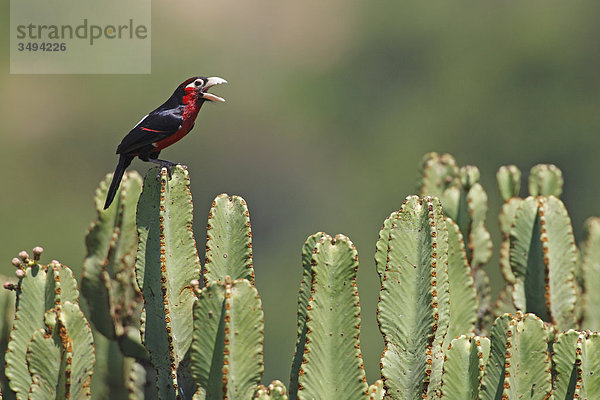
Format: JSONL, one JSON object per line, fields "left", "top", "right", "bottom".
{"left": 138, "top": 149, "right": 180, "bottom": 178}
{"left": 148, "top": 158, "right": 179, "bottom": 178}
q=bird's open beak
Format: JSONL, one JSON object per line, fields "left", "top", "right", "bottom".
{"left": 201, "top": 77, "right": 227, "bottom": 102}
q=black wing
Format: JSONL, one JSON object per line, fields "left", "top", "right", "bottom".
{"left": 116, "top": 107, "right": 184, "bottom": 154}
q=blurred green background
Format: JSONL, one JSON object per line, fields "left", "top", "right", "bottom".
{"left": 2, "top": 0, "right": 599, "bottom": 386}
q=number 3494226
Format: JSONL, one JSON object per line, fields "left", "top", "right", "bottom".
{"left": 17, "top": 42, "right": 67, "bottom": 51}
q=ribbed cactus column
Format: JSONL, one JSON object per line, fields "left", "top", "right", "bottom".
{"left": 445, "top": 218, "right": 477, "bottom": 341}
{"left": 553, "top": 330, "right": 600, "bottom": 398}
{"left": 5, "top": 250, "right": 94, "bottom": 400}
{"left": 439, "top": 335, "right": 490, "bottom": 399}
{"left": 203, "top": 193, "right": 254, "bottom": 284}
{"left": 418, "top": 153, "right": 492, "bottom": 335}
{"left": 479, "top": 313, "right": 552, "bottom": 400}
{"left": 581, "top": 217, "right": 600, "bottom": 330}
{"left": 290, "top": 234, "right": 367, "bottom": 400}
{"left": 289, "top": 231, "right": 323, "bottom": 394}
{"left": 510, "top": 196, "right": 577, "bottom": 330}
{"left": 377, "top": 196, "right": 450, "bottom": 400}
{"left": 82, "top": 170, "right": 145, "bottom": 360}
{"left": 528, "top": 164, "right": 563, "bottom": 197}
{"left": 418, "top": 153, "right": 492, "bottom": 269}
{"left": 191, "top": 277, "right": 264, "bottom": 399}
{"left": 497, "top": 165, "right": 522, "bottom": 286}
{"left": 135, "top": 166, "right": 201, "bottom": 399}
{"left": 190, "top": 192, "right": 266, "bottom": 398}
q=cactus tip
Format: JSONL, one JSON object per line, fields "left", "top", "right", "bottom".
{"left": 15, "top": 269, "right": 25, "bottom": 279}
{"left": 3, "top": 281, "right": 17, "bottom": 291}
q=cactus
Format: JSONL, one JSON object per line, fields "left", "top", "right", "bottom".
{"left": 203, "top": 194, "right": 254, "bottom": 285}
{"left": 500, "top": 313, "right": 552, "bottom": 399}
{"left": 5, "top": 250, "right": 94, "bottom": 400}
{"left": 581, "top": 217, "right": 600, "bottom": 330}
{"left": 497, "top": 166, "right": 522, "bottom": 287}
{"left": 289, "top": 232, "right": 324, "bottom": 394}
{"left": 189, "top": 191, "right": 262, "bottom": 398}
{"left": 7, "top": 152, "right": 600, "bottom": 400}
{"left": 528, "top": 163, "right": 563, "bottom": 197}
{"left": 496, "top": 165, "right": 521, "bottom": 202}
{"left": 367, "top": 380, "right": 384, "bottom": 400}
{"left": 191, "top": 277, "right": 264, "bottom": 399}
{"left": 418, "top": 153, "right": 493, "bottom": 269}
{"left": 552, "top": 330, "right": 600, "bottom": 399}
{"left": 479, "top": 313, "right": 552, "bottom": 399}
{"left": 290, "top": 234, "right": 367, "bottom": 400}
{"left": 418, "top": 154, "right": 492, "bottom": 335}
{"left": 509, "top": 196, "right": 577, "bottom": 330}
{"left": 417, "top": 152, "right": 459, "bottom": 199}
{"left": 82, "top": 171, "right": 146, "bottom": 360}
{"left": 440, "top": 335, "right": 490, "bottom": 399}
{"left": 135, "top": 166, "right": 200, "bottom": 399}
{"left": 0, "top": 275, "right": 15, "bottom": 400}
{"left": 445, "top": 218, "right": 477, "bottom": 341}
{"left": 254, "top": 381, "right": 288, "bottom": 400}
{"left": 377, "top": 196, "right": 450, "bottom": 400}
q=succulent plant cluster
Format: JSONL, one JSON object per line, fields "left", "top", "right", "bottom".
{"left": 0, "top": 153, "right": 598, "bottom": 399}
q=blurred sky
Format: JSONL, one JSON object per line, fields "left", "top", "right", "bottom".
{"left": 2, "top": 0, "right": 600, "bottom": 385}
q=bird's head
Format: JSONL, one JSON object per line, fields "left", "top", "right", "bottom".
{"left": 181, "top": 76, "right": 227, "bottom": 102}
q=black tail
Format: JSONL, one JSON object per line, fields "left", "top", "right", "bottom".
{"left": 104, "top": 154, "right": 133, "bottom": 210}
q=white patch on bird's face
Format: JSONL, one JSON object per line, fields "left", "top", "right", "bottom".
{"left": 185, "top": 79, "right": 204, "bottom": 90}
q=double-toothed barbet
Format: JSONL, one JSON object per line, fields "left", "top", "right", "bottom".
{"left": 104, "top": 76, "right": 227, "bottom": 209}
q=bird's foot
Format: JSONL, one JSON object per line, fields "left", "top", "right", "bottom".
{"left": 149, "top": 159, "right": 179, "bottom": 178}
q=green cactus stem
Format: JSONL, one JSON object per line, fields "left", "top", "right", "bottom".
{"left": 135, "top": 166, "right": 200, "bottom": 399}
{"left": 203, "top": 194, "right": 254, "bottom": 285}
{"left": 290, "top": 232, "right": 324, "bottom": 395}
{"left": 254, "top": 381, "right": 288, "bottom": 400}
{"left": 367, "top": 380, "right": 385, "bottom": 400}
{"left": 439, "top": 335, "right": 490, "bottom": 399}
{"left": 528, "top": 164, "right": 563, "bottom": 197}
{"left": 417, "top": 152, "right": 459, "bottom": 199}
{"left": 496, "top": 165, "right": 521, "bottom": 202}
{"left": 581, "top": 217, "right": 600, "bottom": 330}
{"left": 5, "top": 252, "right": 94, "bottom": 400}
{"left": 0, "top": 275, "right": 15, "bottom": 399}
{"left": 190, "top": 277, "right": 264, "bottom": 399}
{"left": 479, "top": 313, "right": 551, "bottom": 400}
{"left": 419, "top": 154, "right": 492, "bottom": 269}
{"left": 377, "top": 196, "right": 450, "bottom": 400}
{"left": 446, "top": 218, "right": 477, "bottom": 341}
{"left": 291, "top": 234, "right": 367, "bottom": 400}
{"left": 498, "top": 198, "right": 521, "bottom": 285}
{"left": 503, "top": 313, "right": 552, "bottom": 399}
{"left": 82, "top": 171, "right": 146, "bottom": 360}
{"left": 510, "top": 196, "right": 577, "bottom": 330}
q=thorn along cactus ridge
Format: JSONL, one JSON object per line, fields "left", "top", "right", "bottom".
{"left": 3, "top": 153, "right": 600, "bottom": 400}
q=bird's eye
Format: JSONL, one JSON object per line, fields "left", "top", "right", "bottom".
{"left": 195, "top": 80, "right": 203, "bottom": 86}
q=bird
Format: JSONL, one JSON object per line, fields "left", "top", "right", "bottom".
{"left": 103, "top": 76, "right": 227, "bottom": 210}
